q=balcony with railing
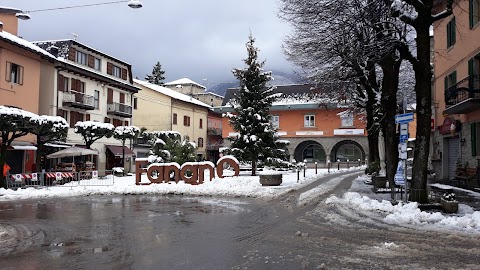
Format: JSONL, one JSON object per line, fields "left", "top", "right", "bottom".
{"left": 62, "top": 91, "right": 95, "bottom": 110}
{"left": 444, "top": 75, "right": 480, "bottom": 114}
{"left": 107, "top": 102, "right": 132, "bottom": 117}
{"left": 207, "top": 127, "right": 222, "bottom": 136}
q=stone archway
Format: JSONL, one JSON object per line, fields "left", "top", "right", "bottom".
{"left": 330, "top": 140, "right": 366, "bottom": 162}
{"left": 293, "top": 140, "right": 326, "bottom": 163}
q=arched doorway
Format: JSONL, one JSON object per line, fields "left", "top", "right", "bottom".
{"left": 331, "top": 140, "right": 365, "bottom": 162}
{"left": 294, "top": 141, "right": 326, "bottom": 163}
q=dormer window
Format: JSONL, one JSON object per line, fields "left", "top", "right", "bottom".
{"left": 76, "top": 51, "right": 87, "bottom": 65}
{"left": 112, "top": 65, "right": 121, "bottom": 78}
{"left": 94, "top": 57, "right": 101, "bottom": 71}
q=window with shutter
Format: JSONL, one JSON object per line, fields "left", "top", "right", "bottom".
{"left": 447, "top": 17, "right": 456, "bottom": 48}
{"left": 173, "top": 113, "right": 177, "bottom": 125}
{"left": 120, "top": 93, "right": 125, "bottom": 104}
{"left": 86, "top": 114, "right": 90, "bottom": 121}
{"left": 122, "top": 68, "right": 128, "bottom": 80}
{"left": 125, "top": 120, "right": 129, "bottom": 126}
{"left": 58, "top": 74, "right": 64, "bottom": 92}
{"left": 71, "top": 78, "right": 77, "bottom": 91}
{"left": 470, "top": 0, "right": 480, "bottom": 28}
{"left": 107, "top": 62, "right": 113, "bottom": 75}
{"left": 104, "top": 117, "right": 111, "bottom": 123}
{"left": 133, "top": 97, "right": 138, "bottom": 110}
{"left": 107, "top": 88, "right": 113, "bottom": 103}
{"left": 68, "top": 47, "right": 76, "bottom": 61}
{"left": 88, "top": 54, "right": 94, "bottom": 68}
{"left": 70, "top": 112, "right": 75, "bottom": 128}
{"left": 200, "top": 119, "right": 203, "bottom": 129}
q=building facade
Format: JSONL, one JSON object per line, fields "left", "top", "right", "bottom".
{"left": 431, "top": 0, "right": 480, "bottom": 180}
{"left": 164, "top": 78, "right": 224, "bottom": 106}
{"left": 34, "top": 39, "right": 140, "bottom": 172}
{"left": 216, "top": 84, "right": 369, "bottom": 166}
{"left": 133, "top": 79, "right": 210, "bottom": 159}
{"left": 0, "top": 9, "right": 56, "bottom": 173}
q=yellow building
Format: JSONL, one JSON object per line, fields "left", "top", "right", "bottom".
{"left": 133, "top": 79, "right": 210, "bottom": 159}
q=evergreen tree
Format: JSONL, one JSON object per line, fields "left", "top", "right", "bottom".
{"left": 148, "top": 131, "right": 197, "bottom": 165}
{"left": 145, "top": 61, "right": 166, "bottom": 85}
{"left": 227, "top": 34, "right": 283, "bottom": 176}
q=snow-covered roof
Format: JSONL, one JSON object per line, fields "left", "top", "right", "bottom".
{"left": 164, "top": 78, "right": 206, "bottom": 89}
{"left": 34, "top": 39, "right": 131, "bottom": 66}
{"left": 0, "top": 30, "right": 55, "bottom": 60}
{"left": 134, "top": 79, "right": 211, "bottom": 109}
{"left": 194, "top": 92, "right": 224, "bottom": 98}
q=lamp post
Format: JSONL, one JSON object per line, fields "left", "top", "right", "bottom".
{"left": 16, "top": 0, "right": 143, "bottom": 20}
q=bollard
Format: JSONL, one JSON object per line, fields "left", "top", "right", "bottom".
{"left": 303, "top": 165, "right": 306, "bottom": 178}
{"left": 358, "top": 159, "right": 361, "bottom": 166}
{"left": 328, "top": 161, "right": 330, "bottom": 173}
{"left": 347, "top": 159, "right": 350, "bottom": 169}
{"left": 337, "top": 159, "right": 340, "bottom": 170}
{"left": 315, "top": 162, "right": 318, "bottom": 174}
{"left": 297, "top": 169, "right": 300, "bottom": 182}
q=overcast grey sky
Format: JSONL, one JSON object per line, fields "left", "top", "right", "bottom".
{"left": 1, "top": 0, "right": 294, "bottom": 88}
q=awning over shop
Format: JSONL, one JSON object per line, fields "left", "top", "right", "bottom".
{"left": 7, "top": 141, "right": 37, "bottom": 151}
{"left": 44, "top": 143, "right": 73, "bottom": 148}
{"left": 106, "top": 145, "right": 136, "bottom": 158}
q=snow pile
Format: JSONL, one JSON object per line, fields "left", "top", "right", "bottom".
{"left": 326, "top": 192, "right": 480, "bottom": 232}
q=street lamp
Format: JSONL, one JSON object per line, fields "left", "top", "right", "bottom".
{"left": 16, "top": 0, "right": 143, "bottom": 20}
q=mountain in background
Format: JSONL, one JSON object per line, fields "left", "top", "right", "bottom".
{"left": 208, "top": 70, "right": 306, "bottom": 97}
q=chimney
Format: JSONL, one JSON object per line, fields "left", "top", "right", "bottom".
{"left": 49, "top": 45, "right": 59, "bottom": 57}
{"left": 0, "top": 21, "right": 3, "bottom": 32}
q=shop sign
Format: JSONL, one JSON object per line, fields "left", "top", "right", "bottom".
{"left": 135, "top": 156, "right": 240, "bottom": 185}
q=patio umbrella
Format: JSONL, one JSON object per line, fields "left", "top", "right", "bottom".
{"left": 47, "top": 147, "right": 98, "bottom": 159}
{"left": 378, "top": 130, "right": 386, "bottom": 176}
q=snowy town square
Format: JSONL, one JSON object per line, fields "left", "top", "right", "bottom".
{"left": 2, "top": 0, "right": 480, "bottom": 269}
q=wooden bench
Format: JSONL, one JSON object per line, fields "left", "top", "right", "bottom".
{"left": 455, "top": 167, "right": 478, "bottom": 189}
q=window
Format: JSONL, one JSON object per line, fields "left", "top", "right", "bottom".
{"left": 199, "top": 119, "right": 203, "bottom": 129}
{"left": 57, "top": 109, "right": 68, "bottom": 121}
{"left": 183, "top": 116, "right": 191, "bottom": 126}
{"left": 470, "top": 0, "right": 480, "bottom": 28}
{"left": 444, "top": 70, "right": 457, "bottom": 90}
{"left": 447, "top": 17, "right": 456, "bottom": 48}
{"left": 94, "top": 90, "right": 100, "bottom": 109}
{"left": 69, "top": 111, "right": 84, "bottom": 128}
{"left": 76, "top": 51, "right": 87, "bottom": 65}
{"left": 133, "top": 97, "right": 138, "bottom": 110}
{"left": 304, "top": 115, "right": 315, "bottom": 127}
{"left": 63, "top": 77, "right": 69, "bottom": 91}
{"left": 471, "top": 122, "right": 480, "bottom": 156}
{"left": 6, "top": 62, "right": 24, "bottom": 85}
{"left": 271, "top": 115, "right": 280, "bottom": 129}
{"left": 173, "top": 113, "right": 177, "bottom": 125}
{"left": 112, "top": 65, "right": 122, "bottom": 78}
{"left": 198, "top": 137, "right": 204, "bottom": 148}
{"left": 94, "top": 57, "right": 101, "bottom": 71}
{"left": 341, "top": 113, "right": 354, "bottom": 127}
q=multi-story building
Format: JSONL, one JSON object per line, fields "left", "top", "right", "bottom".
{"left": 34, "top": 39, "right": 140, "bottom": 172}
{"left": 164, "top": 78, "right": 224, "bottom": 106}
{"left": 431, "top": 0, "right": 480, "bottom": 180}
{"left": 216, "top": 84, "right": 369, "bottom": 165}
{"left": 0, "top": 8, "right": 56, "bottom": 173}
{"left": 133, "top": 79, "right": 210, "bottom": 159}
{"left": 206, "top": 110, "right": 223, "bottom": 163}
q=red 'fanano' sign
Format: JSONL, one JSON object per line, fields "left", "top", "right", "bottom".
{"left": 135, "top": 156, "right": 240, "bottom": 185}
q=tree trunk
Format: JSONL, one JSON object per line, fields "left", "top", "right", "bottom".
{"left": 0, "top": 141, "right": 7, "bottom": 188}
{"left": 410, "top": 23, "right": 432, "bottom": 203}
{"left": 365, "top": 86, "right": 379, "bottom": 165}
{"left": 122, "top": 139, "right": 126, "bottom": 176}
{"left": 251, "top": 160, "right": 257, "bottom": 176}
{"left": 380, "top": 55, "right": 401, "bottom": 200}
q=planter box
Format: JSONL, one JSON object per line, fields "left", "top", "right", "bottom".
{"left": 440, "top": 198, "right": 459, "bottom": 214}
{"left": 373, "top": 175, "right": 387, "bottom": 189}
{"left": 259, "top": 174, "right": 282, "bottom": 186}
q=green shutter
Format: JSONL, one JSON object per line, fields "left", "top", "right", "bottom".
{"left": 472, "top": 123, "right": 477, "bottom": 156}
{"left": 470, "top": 0, "right": 474, "bottom": 29}
{"left": 453, "top": 70, "right": 457, "bottom": 84}
{"left": 452, "top": 17, "right": 456, "bottom": 46}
